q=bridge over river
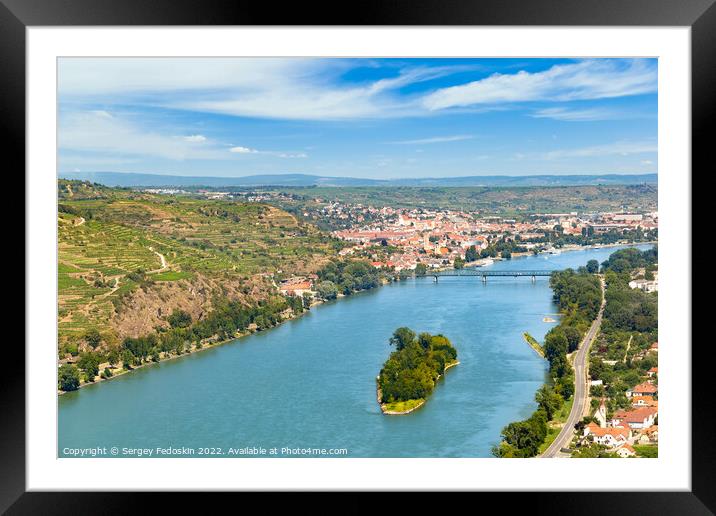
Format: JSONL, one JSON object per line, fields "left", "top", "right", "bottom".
{"left": 429, "top": 269, "right": 556, "bottom": 282}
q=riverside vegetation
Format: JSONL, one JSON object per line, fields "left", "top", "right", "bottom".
{"left": 377, "top": 327, "right": 458, "bottom": 414}
{"left": 57, "top": 180, "right": 394, "bottom": 391}
{"left": 492, "top": 246, "right": 657, "bottom": 458}
{"left": 492, "top": 264, "right": 602, "bottom": 457}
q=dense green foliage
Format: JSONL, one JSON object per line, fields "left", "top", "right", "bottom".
{"left": 316, "top": 259, "right": 381, "bottom": 297}
{"left": 58, "top": 364, "right": 81, "bottom": 391}
{"left": 544, "top": 269, "right": 601, "bottom": 398}
{"left": 76, "top": 352, "right": 102, "bottom": 382}
{"left": 480, "top": 240, "right": 527, "bottom": 259}
{"left": 497, "top": 411, "right": 549, "bottom": 457}
{"left": 588, "top": 246, "right": 658, "bottom": 417}
{"left": 601, "top": 246, "right": 658, "bottom": 273}
{"left": 378, "top": 328, "right": 458, "bottom": 404}
{"left": 116, "top": 294, "right": 301, "bottom": 366}
{"left": 167, "top": 309, "right": 192, "bottom": 328}
{"left": 494, "top": 267, "right": 601, "bottom": 457}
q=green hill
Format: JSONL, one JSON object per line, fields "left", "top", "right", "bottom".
{"left": 58, "top": 182, "right": 339, "bottom": 354}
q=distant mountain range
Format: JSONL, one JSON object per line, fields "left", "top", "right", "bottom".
{"left": 58, "top": 171, "right": 658, "bottom": 188}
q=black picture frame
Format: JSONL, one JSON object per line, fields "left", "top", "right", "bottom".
{"left": 4, "top": 0, "right": 708, "bottom": 511}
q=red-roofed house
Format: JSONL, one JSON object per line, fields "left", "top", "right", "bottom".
{"left": 615, "top": 444, "right": 637, "bottom": 458}
{"left": 279, "top": 281, "right": 313, "bottom": 297}
{"left": 627, "top": 382, "right": 658, "bottom": 398}
{"left": 583, "top": 423, "right": 631, "bottom": 448}
{"left": 610, "top": 407, "right": 658, "bottom": 430}
{"left": 631, "top": 396, "right": 658, "bottom": 408}
{"left": 644, "top": 425, "right": 659, "bottom": 443}
{"left": 647, "top": 367, "right": 658, "bottom": 377}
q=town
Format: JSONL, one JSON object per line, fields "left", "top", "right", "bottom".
{"left": 331, "top": 204, "right": 657, "bottom": 273}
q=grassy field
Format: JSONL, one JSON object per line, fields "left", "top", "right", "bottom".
{"left": 381, "top": 398, "right": 425, "bottom": 414}
{"left": 633, "top": 444, "right": 658, "bottom": 458}
{"left": 58, "top": 180, "right": 338, "bottom": 348}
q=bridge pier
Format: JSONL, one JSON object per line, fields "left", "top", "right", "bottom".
{"left": 482, "top": 275, "right": 487, "bottom": 283}
{"left": 433, "top": 275, "right": 438, "bottom": 283}
{"left": 531, "top": 275, "right": 536, "bottom": 283}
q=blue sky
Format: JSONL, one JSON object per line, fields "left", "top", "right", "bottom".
{"left": 58, "top": 58, "right": 657, "bottom": 179}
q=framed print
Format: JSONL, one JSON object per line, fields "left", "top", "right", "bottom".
{"left": 4, "top": 0, "right": 711, "bottom": 511}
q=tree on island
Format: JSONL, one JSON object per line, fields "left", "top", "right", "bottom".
{"left": 379, "top": 327, "right": 458, "bottom": 408}
{"left": 465, "top": 245, "right": 479, "bottom": 262}
{"left": 389, "top": 327, "right": 416, "bottom": 351}
{"left": 453, "top": 257, "right": 465, "bottom": 269}
{"left": 414, "top": 263, "right": 427, "bottom": 277}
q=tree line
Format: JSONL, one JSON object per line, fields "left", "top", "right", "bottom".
{"left": 58, "top": 294, "right": 303, "bottom": 391}
{"left": 493, "top": 267, "right": 601, "bottom": 457}
{"left": 315, "top": 259, "right": 382, "bottom": 300}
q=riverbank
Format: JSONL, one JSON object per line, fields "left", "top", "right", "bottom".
{"left": 60, "top": 242, "right": 654, "bottom": 396}
{"left": 378, "top": 359, "right": 460, "bottom": 415}
{"left": 58, "top": 294, "right": 339, "bottom": 395}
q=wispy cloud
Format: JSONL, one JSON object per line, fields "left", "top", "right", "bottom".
{"left": 422, "top": 59, "right": 656, "bottom": 110}
{"left": 59, "top": 111, "right": 226, "bottom": 160}
{"left": 388, "top": 135, "right": 474, "bottom": 145}
{"left": 228, "top": 146, "right": 259, "bottom": 154}
{"left": 178, "top": 66, "right": 457, "bottom": 121}
{"left": 531, "top": 107, "right": 621, "bottom": 122}
{"left": 59, "top": 58, "right": 467, "bottom": 121}
{"left": 543, "top": 140, "right": 657, "bottom": 160}
{"left": 59, "top": 110, "right": 308, "bottom": 161}
{"left": 277, "top": 152, "right": 308, "bottom": 159}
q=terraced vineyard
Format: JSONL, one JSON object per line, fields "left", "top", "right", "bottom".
{"left": 58, "top": 180, "right": 339, "bottom": 350}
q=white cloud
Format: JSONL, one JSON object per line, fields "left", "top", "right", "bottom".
{"left": 422, "top": 59, "right": 656, "bottom": 110}
{"left": 543, "top": 140, "right": 657, "bottom": 160}
{"left": 531, "top": 107, "right": 621, "bottom": 122}
{"left": 229, "top": 147, "right": 308, "bottom": 158}
{"left": 59, "top": 58, "right": 465, "bottom": 121}
{"left": 277, "top": 152, "right": 308, "bottom": 159}
{"left": 59, "top": 110, "right": 303, "bottom": 161}
{"left": 228, "top": 146, "right": 259, "bottom": 154}
{"left": 59, "top": 110, "right": 226, "bottom": 160}
{"left": 59, "top": 58, "right": 311, "bottom": 95}
{"left": 388, "top": 135, "right": 473, "bottom": 145}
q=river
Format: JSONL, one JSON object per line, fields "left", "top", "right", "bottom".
{"left": 58, "top": 244, "right": 653, "bottom": 457}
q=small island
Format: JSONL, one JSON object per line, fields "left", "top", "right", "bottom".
{"left": 377, "top": 327, "right": 459, "bottom": 415}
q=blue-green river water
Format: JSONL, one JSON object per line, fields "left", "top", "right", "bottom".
{"left": 58, "top": 245, "right": 651, "bottom": 457}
